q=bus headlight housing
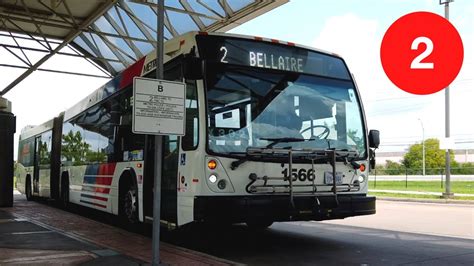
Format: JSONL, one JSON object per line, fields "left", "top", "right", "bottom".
{"left": 209, "top": 174, "right": 218, "bottom": 183}
{"left": 205, "top": 157, "right": 235, "bottom": 193}
{"left": 358, "top": 174, "right": 366, "bottom": 183}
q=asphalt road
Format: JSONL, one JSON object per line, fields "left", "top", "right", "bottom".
{"left": 323, "top": 200, "right": 474, "bottom": 240}
{"left": 163, "top": 200, "right": 474, "bottom": 265}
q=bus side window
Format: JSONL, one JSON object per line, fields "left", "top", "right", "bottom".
{"left": 182, "top": 80, "right": 199, "bottom": 150}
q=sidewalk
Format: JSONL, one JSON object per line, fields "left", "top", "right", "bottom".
{"left": 0, "top": 194, "right": 234, "bottom": 265}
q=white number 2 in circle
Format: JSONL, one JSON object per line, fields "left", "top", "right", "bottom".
{"left": 410, "top": 36, "right": 434, "bottom": 69}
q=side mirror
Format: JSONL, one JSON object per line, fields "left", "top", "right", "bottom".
{"left": 368, "top": 129, "right": 380, "bottom": 149}
{"left": 182, "top": 53, "right": 203, "bottom": 80}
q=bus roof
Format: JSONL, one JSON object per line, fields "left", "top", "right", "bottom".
{"left": 19, "top": 118, "right": 54, "bottom": 141}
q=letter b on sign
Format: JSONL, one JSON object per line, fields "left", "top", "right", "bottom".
{"left": 380, "top": 11, "right": 463, "bottom": 95}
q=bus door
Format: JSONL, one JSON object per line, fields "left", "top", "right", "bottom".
{"left": 143, "top": 135, "right": 179, "bottom": 224}
{"left": 176, "top": 80, "right": 200, "bottom": 226}
{"left": 33, "top": 135, "right": 41, "bottom": 195}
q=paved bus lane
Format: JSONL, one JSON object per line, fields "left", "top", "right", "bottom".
{"left": 162, "top": 200, "right": 474, "bottom": 265}
{"left": 322, "top": 200, "right": 474, "bottom": 240}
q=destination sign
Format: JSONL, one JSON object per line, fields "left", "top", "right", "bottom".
{"left": 196, "top": 35, "right": 351, "bottom": 80}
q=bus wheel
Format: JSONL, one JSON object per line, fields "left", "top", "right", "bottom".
{"left": 60, "top": 175, "right": 69, "bottom": 209}
{"left": 25, "top": 176, "right": 32, "bottom": 201}
{"left": 246, "top": 220, "right": 273, "bottom": 230}
{"left": 120, "top": 177, "right": 138, "bottom": 226}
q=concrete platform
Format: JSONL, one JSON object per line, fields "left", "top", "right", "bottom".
{"left": 0, "top": 195, "right": 233, "bottom": 265}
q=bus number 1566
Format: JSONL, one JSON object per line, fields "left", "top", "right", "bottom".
{"left": 281, "top": 168, "right": 315, "bottom": 182}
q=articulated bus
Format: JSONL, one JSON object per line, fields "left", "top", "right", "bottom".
{"left": 16, "top": 32, "right": 379, "bottom": 229}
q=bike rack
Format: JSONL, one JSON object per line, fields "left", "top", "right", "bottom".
{"left": 245, "top": 147, "right": 361, "bottom": 210}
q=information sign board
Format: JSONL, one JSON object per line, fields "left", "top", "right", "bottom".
{"left": 133, "top": 77, "right": 185, "bottom": 135}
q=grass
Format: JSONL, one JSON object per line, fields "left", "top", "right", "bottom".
{"left": 368, "top": 181, "right": 474, "bottom": 194}
{"left": 369, "top": 192, "right": 474, "bottom": 201}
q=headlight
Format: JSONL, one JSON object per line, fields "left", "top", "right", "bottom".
{"left": 209, "top": 174, "right": 217, "bottom": 183}
{"left": 358, "top": 174, "right": 366, "bottom": 183}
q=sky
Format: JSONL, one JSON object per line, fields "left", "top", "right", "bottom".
{"left": 1, "top": 0, "right": 473, "bottom": 157}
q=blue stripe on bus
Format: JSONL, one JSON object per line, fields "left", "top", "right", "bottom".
{"left": 84, "top": 164, "right": 99, "bottom": 176}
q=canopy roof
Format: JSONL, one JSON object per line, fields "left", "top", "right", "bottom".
{"left": 0, "top": 0, "right": 287, "bottom": 96}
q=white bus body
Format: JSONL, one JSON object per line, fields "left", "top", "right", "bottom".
{"left": 16, "top": 32, "right": 377, "bottom": 228}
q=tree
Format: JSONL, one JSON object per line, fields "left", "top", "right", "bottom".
{"left": 62, "top": 131, "right": 91, "bottom": 165}
{"left": 385, "top": 160, "right": 405, "bottom": 175}
{"left": 402, "top": 138, "right": 455, "bottom": 174}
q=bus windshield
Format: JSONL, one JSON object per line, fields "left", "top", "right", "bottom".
{"left": 205, "top": 65, "right": 367, "bottom": 158}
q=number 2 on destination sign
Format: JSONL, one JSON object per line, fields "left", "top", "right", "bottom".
{"left": 220, "top": 46, "right": 228, "bottom": 63}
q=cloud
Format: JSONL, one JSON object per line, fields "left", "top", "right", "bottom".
{"left": 312, "top": 13, "right": 383, "bottom": 107}
{"left": 311, "top": 13, "right": 474, "bottom": 151}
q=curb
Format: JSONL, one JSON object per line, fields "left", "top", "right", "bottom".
{"left": 376, "top": 196, "right": 474, "bottom": 205}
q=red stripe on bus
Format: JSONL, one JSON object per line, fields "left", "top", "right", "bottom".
{"left": 95, "top": 176, "right": 113, "bottom": 186}
{"left": 98, "top": 163, "right": 116, "bottom": 176}
{"left": 92, "top": 195, "right": 108, "bottom": 201}
{"left": 254, "top": 36, "right": 263, "bottom": 41}
{"left": 271, "top": 39, "right": 279, "bottom": 43}
{"left": 119, "top": 57, "right": 146, "bottom": 89}
{"left": 287, "top": 42, "right": 295, "bottom": 46}
{"left": 95, "top": 187, "right": 111, "bottom": 194}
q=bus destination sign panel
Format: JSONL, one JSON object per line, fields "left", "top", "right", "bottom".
{"left": 133, "top": 77, "right": 186, "bottom": 136}
{"left": 196, "top": 35, "right": 351, "bottom": 80}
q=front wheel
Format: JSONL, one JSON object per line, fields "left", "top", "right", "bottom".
{"left": 120, "top": 180, "right": 139, "bottom": 227}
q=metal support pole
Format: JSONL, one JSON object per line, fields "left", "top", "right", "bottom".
{"left": 418, "top": 118, "right": 425, "bottom": 176}
{"left": 152, "top": 0, "right": 165, "bottom": 265}
{"left": 405, "top": 168, "right": 408, "bottom": 188}
{"left": 441, "top": 0, "right": 454, "bottom": 198}
{"left": 441, "top": 169, "right": 443, "bottom": 189}
{"left": 374, "top": 169, "right": 377, "bottom": 188}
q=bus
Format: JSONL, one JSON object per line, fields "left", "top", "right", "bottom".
{"left": 16, "top": 31, "right": 379, "bottom": 229}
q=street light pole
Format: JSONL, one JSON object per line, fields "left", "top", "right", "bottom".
{"left": 440, "top": 0, "right": 454, "bottom": 198}
{"left": 418, "top": 118, "right": 425, "bottom": 176}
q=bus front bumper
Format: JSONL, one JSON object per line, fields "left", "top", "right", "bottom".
{"left": 194, "top": 194, "right": 376, "bottom": 223}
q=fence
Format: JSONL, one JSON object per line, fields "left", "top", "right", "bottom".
{"left": 368, "top": 167, "right": 474, "bottom": 193}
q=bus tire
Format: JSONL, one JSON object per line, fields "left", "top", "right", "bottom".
{"left": 246, "top": 220, "right": 273, "bottom": 230}
{"left": 25, "top": 175, "right": 32, "bottom": 201}
{"left": 119, "top": 172, "right": 139, "bottom": 226}
{"left": 60, "top": 173, "right": 69, "bottom": 209}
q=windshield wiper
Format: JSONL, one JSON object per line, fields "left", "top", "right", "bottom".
{"left": 332, "top": 149, "right": 361, "bottom": 168}
{"left": 230, "top": 138, "right": 315, "bottom": 170}
{"left": 260, "top": 137, "right": 314, "bottom": 148}
{"left": 229, "top": 152, "right": 254, "bottom": 170}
